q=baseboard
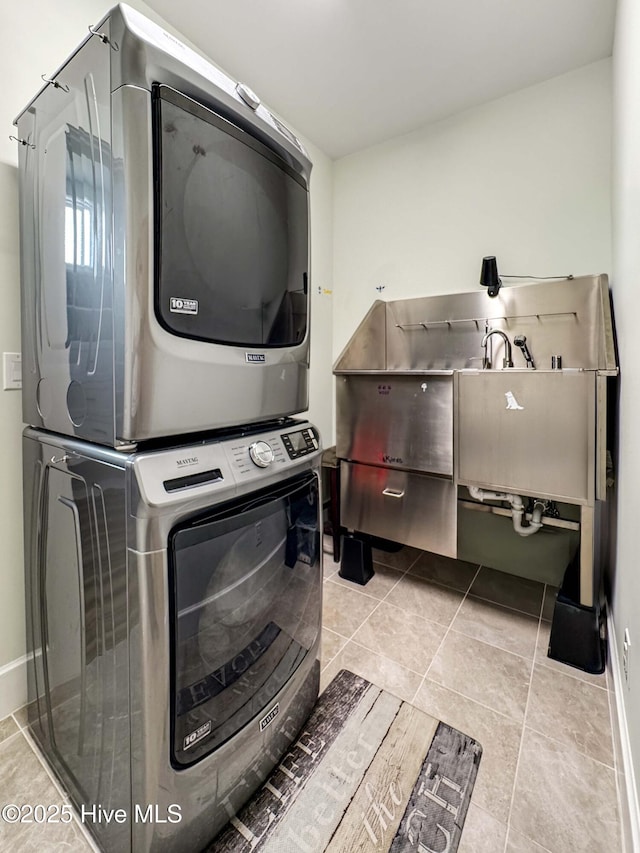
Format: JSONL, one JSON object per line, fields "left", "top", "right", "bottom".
{"left": 0, "top": 654, "right": 27, "bottom": 719}
{"left": 608, "top": 613, "right": 640, "bottom": 853}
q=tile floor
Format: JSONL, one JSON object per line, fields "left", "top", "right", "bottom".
{"left": 321, "top": 544, "right": 626, "bottom": 853}
{"left": 0, "top": 543, "right": 627, "bottom": 852}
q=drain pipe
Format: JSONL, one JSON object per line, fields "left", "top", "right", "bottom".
{"left": 511, "top": 496, "right": 545, "bottom": 537}
{"left": 468, "top": 486, "right": 544, "bottom": 537}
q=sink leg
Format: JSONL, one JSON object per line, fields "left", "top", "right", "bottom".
{"left": 579, "top": 505, "right": 595, "bottom": 608}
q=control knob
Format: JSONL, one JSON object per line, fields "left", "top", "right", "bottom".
{"left": 249, "top": 440, "right": 274, "bottom": 468}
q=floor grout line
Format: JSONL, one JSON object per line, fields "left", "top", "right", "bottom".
{"left": 324, "top": 575, "right": 388, "bottom": 604}
{"left": 333, "top": 565, "right": 563, "bottom": 672}
{"left": 534, "top": 655, "right": 609, "bottom": 691}
{"left": 507, "top": 829, "right": 555, "bottom": 853}
{"left": 409, "top": 564, "right": 482, "bottom": 706}
{"left": 0, "top": 728, "right": 27, "bottom": 749}
{"left": 320, "top": 630, "right": 350, "bottom": 673}
{"left": 11, "top": 709, "right": 26, "bottom": 733}
{"left": 395, "top": 571, "right": 476, "bottom": 599}
{"left": 466, "top": 591, "right": 545, "bottom": 621}
{"left": 321, "top": 558, "right": 434, "bottom": 689}
{"left": 323, "top": 589, "right": 389, "bottom": 663}
{"left": 340, "top": 637, "right": 433, "bottom": 679}
{"left": 3, "top": 727, "right": 99, "bottom": 848}
{"left": 604, "top": 645, "right": 630, "bottom": 852}
{"left": 9, "top": 716, "right": 117, "bottom": 851}
{"left": 367, "top": 593, "right": 457, "bottom": 630}
{"left": 326, "top": 564, "right": 471, "bottom": 604}
{"left": 18, "top": 726, "right": 71, "bottom": 803}
{"left": 409, "top": 675, "right": 532, "bottom": 726}
{"left": 446, "top": 625, "right": 539, "bottom": 665}
{"left": 522, "top": 721, "right": 617, "bottom": 772}
{"left": 501, "top": 581, "right": 546, "bottom": 853}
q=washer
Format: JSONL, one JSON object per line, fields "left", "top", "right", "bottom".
{"left": 22, "top": 419, "right": 322, "bottom": 853}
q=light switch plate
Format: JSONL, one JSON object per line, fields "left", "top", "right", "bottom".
{"left": 3, "top": 352, "right": 22, "bottom": 390}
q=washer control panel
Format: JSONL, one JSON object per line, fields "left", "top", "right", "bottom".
{"left": 227, "top": 430, "right": 287, "bottom": 478}
{"left": 133, "top": 421, "right": 320, "bottom": 505}
{"left": 248, "top": 440, "right": 275, "bottom": 468}
{"left": 281, "top": 427, "right": 319, "bottom": 460}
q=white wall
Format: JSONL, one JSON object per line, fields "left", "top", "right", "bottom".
{"left": 0, "top": 0, "right": 334, "bottom": 713}
{"left": 611, "top": 0, "right": 640, "bottom": 841}
{"left": 332, "top": 60, "right": 612, "bottom": 358}
{"left": 302, "top": 137, "right": 335, "bottom": 442}
{"left": 0, "top": 165, "right": 23, "bottom": 668}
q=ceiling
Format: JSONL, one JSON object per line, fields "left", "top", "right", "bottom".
{"left": 147, "top": 0, "right": 617, "bottom": 159}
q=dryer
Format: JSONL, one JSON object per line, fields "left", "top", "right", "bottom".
{"left": 15, "top": 4, "right": 311, "bottom": 448}
{"left": 22, "top": 419, "right": 322, "bottom": 852}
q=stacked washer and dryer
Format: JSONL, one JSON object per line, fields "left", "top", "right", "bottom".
{"left": 14, "top": 6, "right": 322, "bottom": 852}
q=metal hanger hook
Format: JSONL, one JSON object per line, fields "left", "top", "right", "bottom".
{"left": 9, "top": 134, "right": 35, "bottom": 149}
{"left": 41, "top": 74, "right": 70, "bottom": 92}
{"left": 88, "top": 24, "right": 119, "bottom": 51}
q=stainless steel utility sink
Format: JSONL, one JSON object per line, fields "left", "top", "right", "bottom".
{"left": 333, "top": 274, "right": 617, "bottom": 608}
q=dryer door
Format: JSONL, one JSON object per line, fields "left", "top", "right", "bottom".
{"left": 153, "top": 84, "right": 309, "bottom": 348}
{"left": 168, "top": 471, "right": 321, "bottom": 767}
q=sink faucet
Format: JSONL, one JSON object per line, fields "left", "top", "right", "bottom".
{"left": 481, "top": 329, "right": 514, "bottom": 368}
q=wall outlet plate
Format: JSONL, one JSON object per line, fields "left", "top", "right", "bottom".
{"left": 2, "top": 352, "right": 22, "bottom": 390}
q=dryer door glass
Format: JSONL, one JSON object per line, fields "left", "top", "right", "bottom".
{"left": 169, "top": 471, "right": 320, "bottom": 767}
{"left": 153, "top": 85, "right": 309, "bottom": 348}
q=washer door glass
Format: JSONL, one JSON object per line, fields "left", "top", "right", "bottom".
{"left": 169, "top": 471, "right": 320, "bottom": 767}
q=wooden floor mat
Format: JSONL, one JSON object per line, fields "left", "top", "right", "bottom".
{"left": 207, "top": 669, "right": 482, "bottom": 852}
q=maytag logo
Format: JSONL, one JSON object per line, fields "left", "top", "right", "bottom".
{"left": 176, "top": 456, "right": 198, "bottom": 468}
{"left": 170, "top": 297, "right": 198, "bottom": 315}
{"left": 246, "top": 352, "right": 266, "bottom": 363}
{"left": 259, "top": 703, "right": 279, "bottom": 732}
{"left": 183, "top": 720, "right": 211, "bottom": 751}
{"left": 383, "top": 454, "right": 404, "bottom": 465}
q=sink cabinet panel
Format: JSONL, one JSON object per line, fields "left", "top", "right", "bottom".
{"left": 457, "top": 370, "right": 595, "bottom": 503}
{"left": 340, "top": 461, "right": 457, "bottom": 557}
{"left": 336, "top": 373, "right": 453, "bottom": 476}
